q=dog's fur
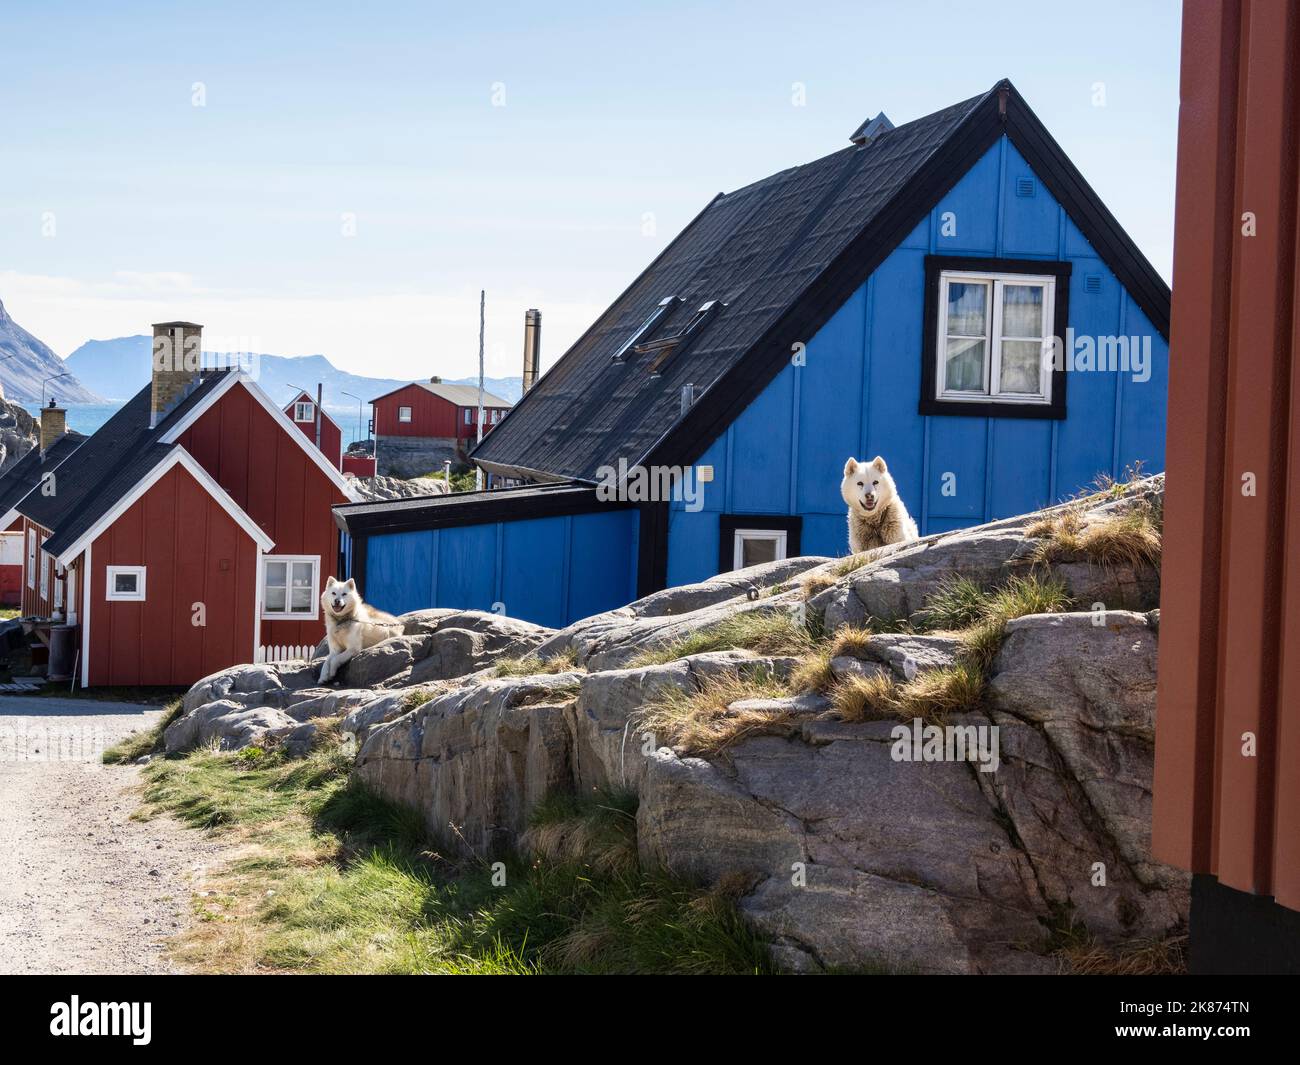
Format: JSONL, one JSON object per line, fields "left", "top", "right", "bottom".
{"left": 841, "top": 456, "right": 919, "bottom": 553}
{"left": 318, "top": 576, "right": 404, "bottom": 684}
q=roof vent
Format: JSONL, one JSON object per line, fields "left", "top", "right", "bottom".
{"left": 850, "top": 112, "right": 894, "bottom": 147}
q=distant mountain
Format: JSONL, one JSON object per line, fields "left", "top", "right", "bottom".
{"left": 63, "top": 335, "right": 522, "bottom": 409}
{"left": 0, "top": 299, "right": 101, "bottom": 403}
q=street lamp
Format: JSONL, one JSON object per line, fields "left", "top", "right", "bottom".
{"left": 42, "top": 371, "right": 71, "bottom": 410}
{"left": 341, "top": 390, "right": 365, "bottom": 449}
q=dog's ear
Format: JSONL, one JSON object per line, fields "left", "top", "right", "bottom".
{"left": 344, "top": 578, "right": 356, "bottom": 590}
{"left": 325, "top": 575, "right": 337, "bottom": 588}
{"left": 843, "top": 457, "right": 858, "bottom": 477}
{"left": 870, "top": 456, "right": 888, "bottom": 472}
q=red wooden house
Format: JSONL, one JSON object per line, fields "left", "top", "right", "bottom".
{"left": 369, "top": 377, "right": 511, "bottom": 477}
{"left": 284, "top": 390, "right": 343, "bottom": 470}
{"left": 7, "top": 321, "right": 355, "bottom": 687}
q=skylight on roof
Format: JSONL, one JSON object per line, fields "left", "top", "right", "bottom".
{"left": 611, "top": 296, "right": 683, "bottom": 363}
{"left": 643, "top": 300, "right": 723, "bottom": 377}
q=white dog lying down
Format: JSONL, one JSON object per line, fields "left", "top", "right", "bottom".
{"left": 840, "top": 456, "right": 919, "bottom": 553}
{"left": 318, "top": 576, "right": 404, "bottom": 684}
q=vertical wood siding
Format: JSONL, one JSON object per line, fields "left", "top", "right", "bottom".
{"left": 361, "top": 508, "right": 639, "bottom": 629}
{"left": 1152, "top": 0, "right": 1300, "bottom": 912}
{"left": 665, "top": 134, "right": 1170, "bottom": 587}
{"left": 284, "top": 397, "right": 343, "bottom": 469}
{"left": 86, "top": 464, "right": 258, "bottom": 686}
{"left": 174, "top": 383, "right": 347, "bottom": 647}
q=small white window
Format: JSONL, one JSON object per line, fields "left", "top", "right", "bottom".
{"left": 464, "top": 408, "right": 473, "bottom": 426}
{"left": 261, "top": 555, "right": 319, "bottom": 619}
{"left": 398, "top": 405, "right": 413, "bottom": 423}
{"left": 54, "top": 565, "right": 64, "bottom": 612}
{"left": 733, "top": 529, "right": 788, "bottom": 570}
{"left": 26, "top": 528, "right": 36, "bottom": 589}
{"left": 293, "top": 400, "right": 315, "bottom": 422}
{"left": 106, "top": 565, "right": 147, "bottom": 601}
{"left": 39, "top": 539, "right": 50, "bottom": 600}
{"left": 936, "top": 270, "right": 1055, "bottom": 404}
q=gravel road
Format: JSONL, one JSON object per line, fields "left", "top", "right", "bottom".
{"left": 0, "top": 697, "right": 221, "bottom": 974}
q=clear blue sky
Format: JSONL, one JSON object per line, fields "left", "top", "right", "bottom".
{"left": 0, "top": 0, "right": 1182, "bottom": 380}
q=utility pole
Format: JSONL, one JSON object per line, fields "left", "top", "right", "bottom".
{"left": 314, "top": 382, "right": 323, "bottom": 453}
{"left": 475, "top": 288, "right": 485, "bottom": 491}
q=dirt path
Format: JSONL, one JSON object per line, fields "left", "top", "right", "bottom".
{"left": 0, "top": 697, "right": 222, "bottom": 974}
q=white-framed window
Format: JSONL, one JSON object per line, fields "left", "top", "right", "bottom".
{"left": 54, "top": 564, "right": 64, "bottom": 612}
{"left": 293, "top": 400, "right": 315, "bottom": 423}
{"left": 26, "top": 528, "right": 36, "bottom": 589}
{"left": 463, "top": 408, "right": 473, "bottom": 426}
{"left": 733, "top": 528, "right": 788, "bottom": 570}
{"left": 261, "top": 555, "right": 319, "bottom": 620}
{"left": 398, "top": 405, "right": 412, "bottom": 423}
{"left": 39, "top": 538, "right": 49, "bottom": 600}
{"left": 106, "top": 565, "right": 147, "bottom": 601}
{"left": 936, "top": 270, "right": 1055, "bottom": 404}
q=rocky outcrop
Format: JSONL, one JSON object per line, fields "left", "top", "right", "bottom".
{"left": 0, "top": 397, "right": 39, "bottom": 473}
{"left": 347, "top": 474, "right": 450, "bottom": 502}
{"left": 171, "top": 477, "right": 1185, "bottom": 972}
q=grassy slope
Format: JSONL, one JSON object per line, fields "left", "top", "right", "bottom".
{"left": 138, "top": 744, "right": 774, "bottom": 975}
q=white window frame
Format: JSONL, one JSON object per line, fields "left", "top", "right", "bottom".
{"left": 935, "top": 269, "right": 1055, "bottom": 405}
{"left": 26, "top": 528, "right": 36, "bottom": 589}
{"left": 39, "top": 538, "right": 49, "bottom": 600}
{"left": 260, "top": 554, "right": 320, "bottom": 621}
{"left": 398, "top": 405, "right": 413, "bottom": 423}
{"left": 293, "top": 400, "right": 315, "bottom": 423}
{"left": 733, "top": 528, "right": 789, "bottom": 570}
{"left": 463, "top": 408, "right": 473, "bottom": 426}
{"left": 106, "top": 565, "right": 147, "bottom": 602}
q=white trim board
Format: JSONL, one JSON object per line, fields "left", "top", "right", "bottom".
{"left": 161, "top": 372, "right": 359, "bottom": 501}
{"left": 55, "top": 448, "right": 275, "bottom": 566}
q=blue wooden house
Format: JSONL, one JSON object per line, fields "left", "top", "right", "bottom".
{"left": 334, "top": 80, "right": 1170, "bottom": 628}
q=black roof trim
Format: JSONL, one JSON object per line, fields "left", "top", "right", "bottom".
{"left": 333, "top": 482, "right": 632, "bottom": 536}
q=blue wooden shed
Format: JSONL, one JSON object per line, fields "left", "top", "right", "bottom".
{"left": 335, "top": 79, "right": 1171, "bottom": 627}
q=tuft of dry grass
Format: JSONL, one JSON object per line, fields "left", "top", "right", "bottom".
{"left": 1029, "top": 505, "right": 1161, "bottom": 568}
{"left": 798, "top": 570, "right": 838, "bottom": 600}
{"left": 634, "top": 672, "right": 794, "bottom": 756}
{"left": 524, "top": 789, "right": 639, "bottom": 878}
{"left": 830, "top": 672, "right": 900, "bottom": 722}
{"left": 493, "top": 647, "right": 580, "bottom": 677}
{"left": 629, "top": 609, "right": 814, "bottom": 668}
{"left": 893, "top": 661, "right": 985, "bottom": 722}
{"left": 1057, "top": 934, "right": 1187, "bottom": 976}
{"left": 790, "top": 625, "right": 878, "bottom": 694}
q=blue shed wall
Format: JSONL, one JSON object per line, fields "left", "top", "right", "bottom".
{"left": 360, "top": 507, "right": 640, "bottom": 628}
{"left": 666, "top": 135, "right": 1169, "bottom": 588}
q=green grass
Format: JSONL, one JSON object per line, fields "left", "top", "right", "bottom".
{"left": 0, "top": 606, "right": 19, "bottom": 621}
{"left": 629, "top": 609, "right": 815, "bottom": 668}
{"left": 102, "top": 699, "right": 184, "bottom": 764}
{"left": 140, "top": 744, "right": 774, "bottom": 974}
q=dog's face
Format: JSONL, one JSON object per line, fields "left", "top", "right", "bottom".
{"left": 841, "top": 456, "right": 897, "bottom": 516}
{"left": 321, "top": 576, "right": 359, "bottom": 618}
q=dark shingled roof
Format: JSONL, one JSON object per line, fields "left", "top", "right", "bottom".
{"left": 0, "top": 431, "right": 87, "bottom": 518}
{"left": 472, "top": 79, "right": 1171, "bottom": 483}
{"left": 20, "top": 369, "right": 234, "bottom": 557}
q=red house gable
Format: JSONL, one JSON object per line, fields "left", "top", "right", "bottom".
{"left": 284, "top": 390, "right": 343, "bottom": 470}
{"left": 168, "top": 377, "right": 352, "bottom": 647}
{"left": 86, "top": 460, "right": 261, "bottom": 686}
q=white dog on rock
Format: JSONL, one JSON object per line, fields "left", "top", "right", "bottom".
{"left": 840, "top": 456, "right": 919, "bottom": 553}
{"left": 318, "top": 576, "right": 404, "bottom": 684}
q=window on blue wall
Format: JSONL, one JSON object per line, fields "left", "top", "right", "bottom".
{"left": 920, "top": 256, "right": 1071, "bottom": 420}
{"left": 938, "top": 271, "right": 1054, "bottom": 402}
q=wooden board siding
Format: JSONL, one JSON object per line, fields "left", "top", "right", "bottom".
{"left": 174, "top": 383, "right": 346, "bottom": 647}
{"left": 20, "top": 517, "right": 57, "bottom": 618}
{"left": 85, "top": 463, "right": 258, "bottom": 687}
{"left": 285, "top": 396, "right": 343, "bottom": 470}
{"left": 1152, "top": 0, "right": 1300, "bottom": 913}
{"left": 362, "top": 508, "right": 639, "bottom": 628}
{"left": 664, "top": 134, "right": 1170, "bottom": 587}
{"left": 373, "top": 384, "right": 509, "bottom": 439}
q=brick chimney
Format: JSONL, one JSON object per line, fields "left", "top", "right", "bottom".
{"left": 150, "top": 321, "right": 204, "bottom": 427}
{"left": 522, "top": 308, "right": 541, "bottom": 394}
{"left": 40, "top": 399, "right": 66, "bottom": 453}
